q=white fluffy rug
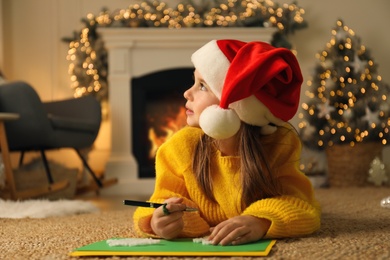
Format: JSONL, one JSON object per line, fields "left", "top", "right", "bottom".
{"left": 0, "top": 199, "right": 99, "bottom": 218}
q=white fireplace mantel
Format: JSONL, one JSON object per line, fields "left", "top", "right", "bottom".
{"left": 98, "top": 27, "right": 276, "bottom": 196}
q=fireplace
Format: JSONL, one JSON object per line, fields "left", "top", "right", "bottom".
{"left": 132, "top": 67, "right": 193, "bottom": 178}
{"left": 98, "top": 27, "right": 276, "bottom": 196}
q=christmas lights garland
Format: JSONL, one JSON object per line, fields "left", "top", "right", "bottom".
{"left": 63, "top": 0, "right": 307, "bottom": 100}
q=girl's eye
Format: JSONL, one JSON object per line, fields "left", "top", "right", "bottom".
{"left": 200, "top": 83, "right": 207, "bottom": 91}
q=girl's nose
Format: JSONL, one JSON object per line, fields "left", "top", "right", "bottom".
{"left": 183, "top": 88, "right": 190, "bottom": 100}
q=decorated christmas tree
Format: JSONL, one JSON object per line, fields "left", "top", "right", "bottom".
{"left": 299, "top": 19, "right": 390, "bottom": 150}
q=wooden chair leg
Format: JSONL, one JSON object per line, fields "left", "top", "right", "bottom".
{"left": 0, "top": 119, "right": 69, "bottom": 200}
{"left": 40, "top": 150, "right": 54, "bottom": 184}
{"left": 75, "top": 149, "right": 103, "bottom": 187}
{"left": 0, "top": 121, "right": 17, "bottom": 199}
{"left": 74, "top": 148, "right": 117, "bottom": 195}
{"left": 19, "top": 151, "right": 25, "bottom": 167}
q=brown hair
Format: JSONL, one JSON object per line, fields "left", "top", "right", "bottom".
{"left": 193, "top": 124, "right": 282, "bottom": 209}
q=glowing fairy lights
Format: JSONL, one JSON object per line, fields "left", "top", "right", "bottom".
{"left": 63, "top": 0, "right": 307, "bottom": 100}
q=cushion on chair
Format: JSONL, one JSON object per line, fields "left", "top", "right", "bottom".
{"left": 47, "top": 114, "right": 98, "bottom": 133}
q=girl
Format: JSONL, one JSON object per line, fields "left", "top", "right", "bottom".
{"left": 133, "top": 39, "right": 321, "bottom": 246}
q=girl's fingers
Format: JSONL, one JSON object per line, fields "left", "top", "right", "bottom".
{"left": 160, "top": 202, "right": 187, "bottom": 216}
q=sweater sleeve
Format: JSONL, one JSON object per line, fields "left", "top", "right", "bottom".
{"left": 242, "top": 127, "right": 321, "bottom": 238}
{"left": 133, "top": 127, "right": 210, "bottom": 238}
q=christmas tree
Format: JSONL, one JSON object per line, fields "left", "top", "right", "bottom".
{"left": 299, "top": 19, "right": 390, "bottom": 150}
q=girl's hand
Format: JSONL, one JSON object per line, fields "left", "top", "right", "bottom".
{"left": 150, "top": 197, "right": 187, "bottom": 239}
{"left": 208, "top": 215, "right": 271, "bottom": 246}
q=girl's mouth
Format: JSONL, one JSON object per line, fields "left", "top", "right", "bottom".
{"left": 186, "top": 107, "right": 194, "bottom": 115}
{"left": 186, "top": 110, "right": 194, "bottom": 115}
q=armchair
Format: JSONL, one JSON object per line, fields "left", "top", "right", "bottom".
{"left": 0, "top": 81, "right": 116, "bottom": 199}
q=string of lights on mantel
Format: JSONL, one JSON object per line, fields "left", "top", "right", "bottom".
{"left": 63, "top": 0, "right": 307, "bottom": 101}
{"left": 299, "top": 20, "right": 390, "bottom": 148}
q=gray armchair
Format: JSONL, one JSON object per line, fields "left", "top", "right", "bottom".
{"left": 0, "top": 81, "right": 116, "bottom": 197}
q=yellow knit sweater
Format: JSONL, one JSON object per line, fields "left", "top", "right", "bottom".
{"left": 133, "top": 125, "right": 321, "bottom": 238}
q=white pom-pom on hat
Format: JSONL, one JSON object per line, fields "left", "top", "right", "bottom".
{"left": 199, "top": 105, "right": 241, "bottom": 140}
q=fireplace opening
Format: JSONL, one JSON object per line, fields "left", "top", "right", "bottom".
{"left": 132, "top": 67, "right": 194, "bottom": 178}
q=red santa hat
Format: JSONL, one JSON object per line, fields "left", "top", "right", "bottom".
{"left": 191, "top": 39, "right": 303, "bottom": 139}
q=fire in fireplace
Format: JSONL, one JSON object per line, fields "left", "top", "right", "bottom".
{"left": 132, "top": 68, "right": 194, "bottom": 178}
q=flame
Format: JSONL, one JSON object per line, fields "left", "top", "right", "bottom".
{"left": 148, "top": 106, "right": 187, "bottom": 159}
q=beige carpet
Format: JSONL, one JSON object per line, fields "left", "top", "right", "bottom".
{"left": 1, "top": 187, "right": 389, "bottom": 260}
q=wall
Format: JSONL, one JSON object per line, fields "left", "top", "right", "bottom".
{"left": 1, "top": 0, "right": 390, "bottom": 172}
{"left": 2, "top": 0, "right": 135, "bottom": 100}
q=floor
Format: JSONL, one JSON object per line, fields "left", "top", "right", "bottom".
{"left": 76, "top": 192, "right": 150, "bottom": 211}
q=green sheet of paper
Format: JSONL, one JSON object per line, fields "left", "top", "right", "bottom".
{"left": 70, "top": 238, "right": 276, "bottom": 257}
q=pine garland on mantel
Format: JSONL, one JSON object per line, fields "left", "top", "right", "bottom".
{"left": 63, "top": 0, "right": 307, "bottom": 100}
